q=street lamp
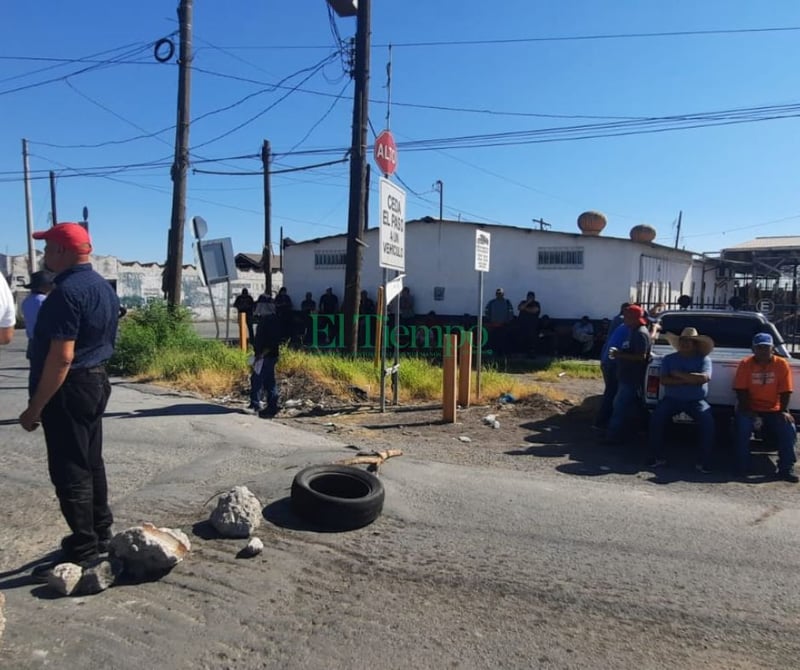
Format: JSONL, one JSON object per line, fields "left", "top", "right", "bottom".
{"left": 328, "top": 0, "right": 357, "bottom": 17}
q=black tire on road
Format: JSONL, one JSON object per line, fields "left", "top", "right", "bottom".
{"left": 291, "top": 464, "right": 385, "bottom": 531}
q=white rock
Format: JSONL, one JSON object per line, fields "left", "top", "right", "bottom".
{"left": 47, "top": 563, "right": 84, "bottom": 596}
{"left": 458, "top": 436, "right": 472, "bottom": 443}
{"left": 111, "top": 523, "right": 191, "bottom": 579}
{"left": 283, "top": 399, "right": 303, "bottom": 408}
{"left": 239, "top": 537, "right": 264, "bottom": 558}
{"left": 482, "top": 414, "right": 497, "bottom": 425}
{"left": 492, "top": 420, "right": 501, "bottom": 429}
{"left": 210, "top": 486, "right": 263, "bottom": 538}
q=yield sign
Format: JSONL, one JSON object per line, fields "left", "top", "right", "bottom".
{"left": 374, "top": 129, "right": 398, "bottom": 176}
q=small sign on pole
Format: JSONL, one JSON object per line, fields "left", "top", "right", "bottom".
{"left": 379, "top": 177, "right": 406, "bottom": 271}
{"left": 475, "top": 229, "right": 491, "bottom": 272}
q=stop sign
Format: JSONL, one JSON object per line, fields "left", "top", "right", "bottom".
{"left": 374, "top": 130, "right": 398, "bottom": 176}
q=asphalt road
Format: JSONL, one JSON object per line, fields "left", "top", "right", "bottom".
{"left": 1, "top": 335, "right": 799, "bottom": 669}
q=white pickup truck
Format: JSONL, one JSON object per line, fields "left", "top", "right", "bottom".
{"left": 644, "top": 310, "right": 800, "bottom": 418}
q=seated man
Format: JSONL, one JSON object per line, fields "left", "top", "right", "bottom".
{"left": 646, "top": 328, "right": 715, "bottom": 472}
{"left": 571, "top": 316, "right": 594, "bottom": 357}
{"left": 733, "top": 333, "right": 798, "bottom": 482}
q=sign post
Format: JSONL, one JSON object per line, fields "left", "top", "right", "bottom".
{"left": 474, "top": 229, "right": 491, "bottom": 399}
{"left": 379, "top": 176, "right": 406, "bottom": 411}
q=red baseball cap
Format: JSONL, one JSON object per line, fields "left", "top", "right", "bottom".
{"left": 624, "top": 304, "right": 647, "bottom": 326}
{"left": 33, "top": 222, "right": 93, "bottom": 254}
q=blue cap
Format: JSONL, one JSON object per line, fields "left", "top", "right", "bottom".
{"left": 753, "top": 333, "right": 774, "bottom": 347}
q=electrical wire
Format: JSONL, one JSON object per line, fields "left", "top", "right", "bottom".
{"left": 210, "top": 25, "right": 800, "bottom": 50}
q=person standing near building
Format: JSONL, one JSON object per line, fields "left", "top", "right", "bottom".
{"left": 516, "top": 291, "right": 541, "bottom": 355}
{"left": 485, "top": 288, "right": 514, "bottom": 356}
{"left": 0, "top": 272, "right": 15, "bottom": 345}
{"left": 732, "top": 333, "right": 798, "bottom": 482}
{"left": 22, "top": 271, "right": 55, "bottom": 359}
{"left": 601, "top": 305, "right": 652, "bottom": 445}
{"left": 233, "top": 288, "right": 255, "bottom": 345}
{"left": 19, "top": 223, "right": 119, "bottom": 578}
{"left": 251, "top": 296, "right": 282, "bottom": 418}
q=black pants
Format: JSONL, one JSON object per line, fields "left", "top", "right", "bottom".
{"left": 41, "top": 368, "right": 113, "bottom": 561}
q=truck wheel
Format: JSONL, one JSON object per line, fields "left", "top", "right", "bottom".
{"left": 291, "top": 465, "right": 385, "bottom": 531}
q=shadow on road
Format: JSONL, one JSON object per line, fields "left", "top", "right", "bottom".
{"left": 106, "top": 403, "right": 240, "bottom": 419}
{"left": 507, "top": 395, "right": 786, "bottom": 485}
{"left": 263, "top": 497, "right": 355, "bottom": 533}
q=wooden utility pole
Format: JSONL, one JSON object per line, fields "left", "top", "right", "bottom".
{"left": 532, "top": 217, "right": 551, "bottom": 231}
{"left": 435, "top": 179, "right": 444, "bottom": 220}
{"left": 262, "top": 140, "right": 273, "bottom": 295}
{"left": 674, "top": 210, "right": 682, "bottom": 249}
{"left": 165, "top": 0, "right": 193, "bottom": 307}
{"left": 48, "top": 171, "right": 58, "bottom": 226}
{"left": 22, "top": 139, "right": 35, "bottom": 273}
{"left": 342, "top": 0, "right": 371, "bottom": 353}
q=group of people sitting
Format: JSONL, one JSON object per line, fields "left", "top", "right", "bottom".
{"left": 595, "top": 304, "right": 797, "bottom": 482}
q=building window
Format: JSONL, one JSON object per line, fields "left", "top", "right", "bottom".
{"left": 537, "top": 247, "right": 584, "bottom": 269}
{"left": 314, "top": 249, "right": 346, "bottom": 268}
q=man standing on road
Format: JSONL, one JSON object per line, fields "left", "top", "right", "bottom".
{"left": 251, "top": 296, "right": 282, "bottom": 419}
{"left": 233, "top": 288, "right": 255, "bottom": 346}
{"left": 19, "top": 223, "right": 120, "bottom": 577}
{"left": 733, "top": 333, "right": 798, "bottom": 482}
{"left": 646, "top": 328, "right": 715, "bottom": 472}
{"left": 601, "top": 304, "right": 652, "bottom": 445}
{"left": 21, "top": 270, "right": 55, "bottom": 359}
{"left": 0, "top": 272, "right": 15, "bottom": 345}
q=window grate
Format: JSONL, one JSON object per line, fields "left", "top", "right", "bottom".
{"left": 314, "top": 249, "right": 347, "bottom": 268}
{"left": 537, "top": 247, "right": 584, "bottom": 269}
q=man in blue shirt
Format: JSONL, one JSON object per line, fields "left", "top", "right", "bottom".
{"left": 646, "top": 327, "right": 715, "bottom": 472}
{"left": 21, "top": 270, "right": 54, "bottom": 359}
{"left": 594, "top": 322, "right": 629, "bottom": 429}
{"left": 19, "top": 223, "right": 119, "bottom": 579}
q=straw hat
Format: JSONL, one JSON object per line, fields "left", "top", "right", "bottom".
{"left": 663, "top": 327, "right": 714, "bottom": 356}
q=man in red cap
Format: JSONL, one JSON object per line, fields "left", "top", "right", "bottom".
{"left": 601, "top": 304, "right": 652, "bottom": 445}
{"left": 19, "top": 223, "right": 120, "bottom": 579}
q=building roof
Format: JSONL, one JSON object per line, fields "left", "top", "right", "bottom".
{"left": 234, "top": 252, "right": 282, "bottom": 271}
{"left": 282, "top": 217, "right": 696, "bottom": 256}
{"left": 722, "top": 236, "right": 800, "bottom": 252}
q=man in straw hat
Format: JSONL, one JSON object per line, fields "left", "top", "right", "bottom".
{"left": 646, "top": 327, "right": 715, "bottom": 472}
{"left": 733, "top": 332, "right": 797, "bottom": 482}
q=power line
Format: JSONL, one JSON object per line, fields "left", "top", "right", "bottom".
{"left": 209, "top": 25, "right": 800, "bottom": 50}
{"left": 192, "top": 156, "right": 348, "bottom": 176}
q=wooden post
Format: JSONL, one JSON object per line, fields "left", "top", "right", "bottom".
{"left": 442, "top": 334, "right": 457, "bottom": 423}
{"left": 238, "top": 311, "right": 248, "bottom": 351}
{"left": 458, "top": 331, "right": 472, "bottom": 407}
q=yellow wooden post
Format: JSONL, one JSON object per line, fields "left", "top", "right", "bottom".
{"left": 458, "top": 330, "right": 472, "bottom": 408}
{"left": 238, "top": 311, "right": 248, "bottom": 351}
{"left": 442, "top": 334, "right": 457, "bottom": 423}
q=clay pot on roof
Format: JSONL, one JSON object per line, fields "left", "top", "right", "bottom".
{"left": 630, "top": 224, "right": 657, "bottom": 243}
{"left": 577, "top": 211, "right": 607, "bottom": 236}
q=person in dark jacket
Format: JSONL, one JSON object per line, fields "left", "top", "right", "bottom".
{"left": 19, "top": 223, "right": 119, "bottom": 580}
{"left": 233, "top": 288, "right": 256, "bottom": 345}
{"left": 250, "top": 297, "right": 282, "bottom": 418}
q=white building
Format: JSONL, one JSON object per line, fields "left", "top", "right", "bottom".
{"left": 282, "top": 218, "right": 722, "bottom": 320}
{"left": 1, "top": 251, "right": 282, "bottom": 321}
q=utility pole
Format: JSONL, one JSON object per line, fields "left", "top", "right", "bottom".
{"left": 165, "top": 0, "right": 193, "bottom": 307}
{"left": 49, "top": 171, "right": 58, "bottom": 226}
{"left": 262, "top": 140, "right": 273, "bottom": 295}
{"left": 532, "top": 217, "right": 551, "bottom": 231}
{"left": 22, "top": 139, "right": 35, "bottom": 273}
{"left": 674, "top": 210, "right": 682, "bottom": 249}
{"left": 434, "top": 180, "right": 444, "bottom": 220}
{"left": 340, "top": 0, "right": 370, "bottom": 354}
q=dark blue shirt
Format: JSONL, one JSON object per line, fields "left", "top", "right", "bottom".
{"left": 30, "top": 264, "right": 119, "bottom": 393}
{"left": 616, "top": 324, "right": 651, "bottom": 384}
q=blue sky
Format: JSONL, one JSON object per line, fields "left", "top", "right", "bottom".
{"left": 2, "top": 0, "right": 800, "bottom": 263}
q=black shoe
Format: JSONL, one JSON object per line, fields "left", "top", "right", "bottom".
{"left": 258, "top": 406, "right": 279, "bottom": 419}
{"left": 779, "top": 471, "right": 799, "bottom": 483}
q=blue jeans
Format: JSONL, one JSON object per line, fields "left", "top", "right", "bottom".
{"left": 607, "top": 381, "right": 644, "bottom": 441}
{"left": 734, "top": 412, "right": 797, "bottom": 474}
{"left": 648, "top": 397, "right": 714, "bottom": 466}
{"left": 249, "top": 356, "right": 279, "bottom": 411}
{"left": 595, "top": 362, "right": 618, "bottom": 428}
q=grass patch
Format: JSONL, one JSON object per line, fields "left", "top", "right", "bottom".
{"left": 110, "top": 306, "right": 594, "bottom": 403}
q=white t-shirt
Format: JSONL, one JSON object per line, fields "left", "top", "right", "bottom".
{"left": 0, "top": 273, "right": 15, "bottom": 328}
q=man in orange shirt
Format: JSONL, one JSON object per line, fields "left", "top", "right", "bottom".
{"left": 733, "top": 333, "right": 798, "bottom": 482}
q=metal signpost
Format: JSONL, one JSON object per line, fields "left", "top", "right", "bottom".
{"left": 378, "top": 176, "right": 406, "bottom": 411}
{"left": 192, "top": 216, "right": 237, "bottom": 341}
{"left": 474, "top": 229, "right": 491, "bottom": 398}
